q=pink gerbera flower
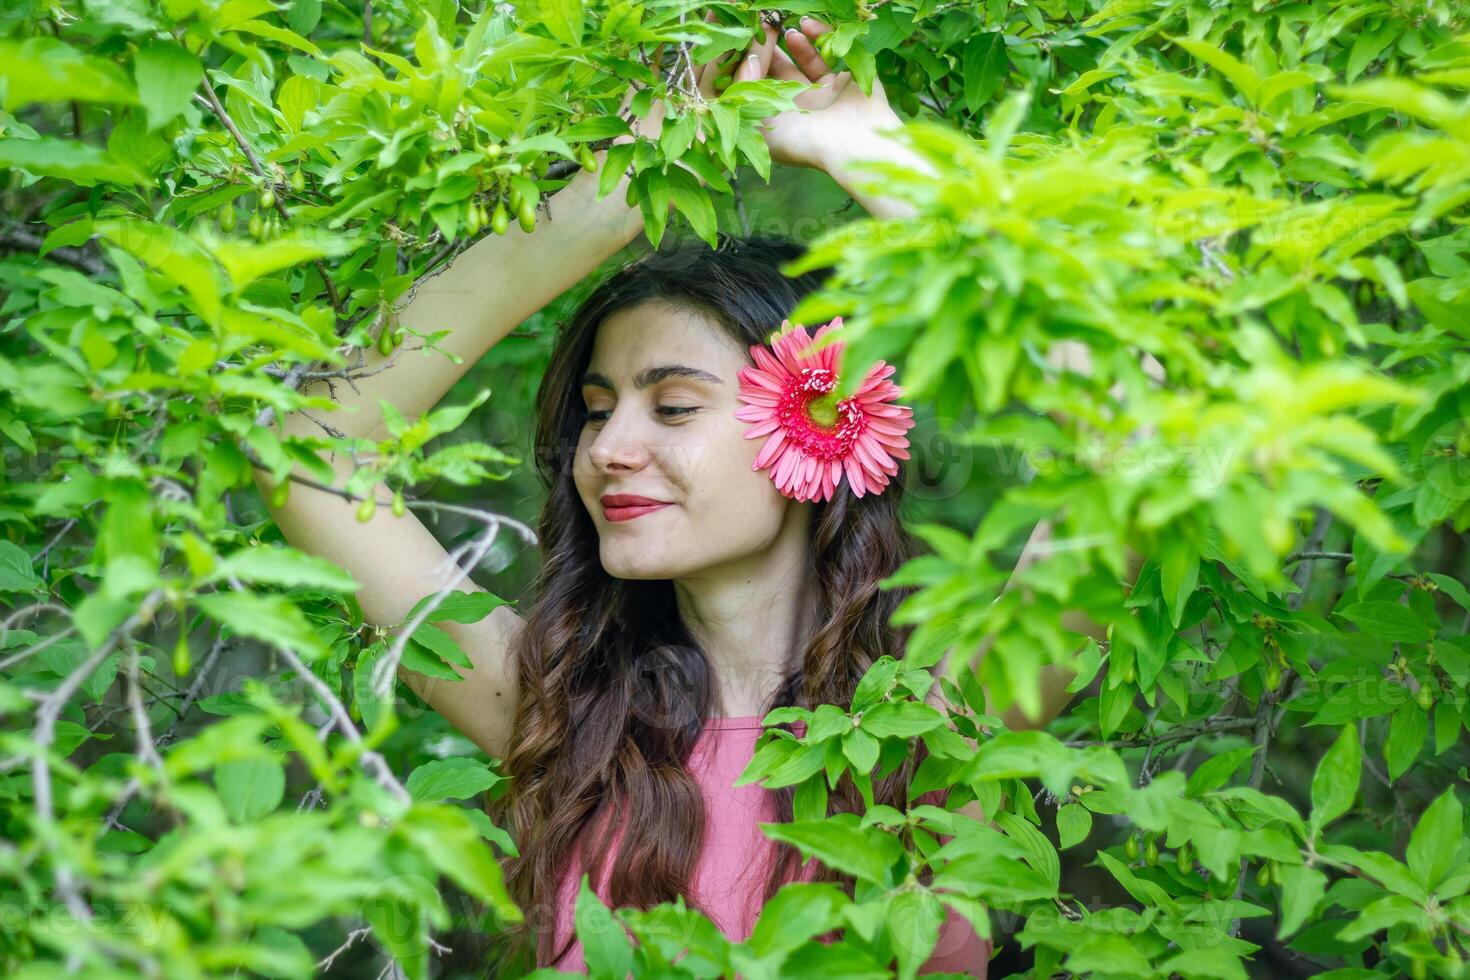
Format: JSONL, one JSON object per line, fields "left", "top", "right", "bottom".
{"left": 734, "top": 317, "right": 915, "bottom": 503}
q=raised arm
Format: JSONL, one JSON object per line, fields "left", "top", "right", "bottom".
{"left": 253, "top": 97, "right": 668, "bottom": 760}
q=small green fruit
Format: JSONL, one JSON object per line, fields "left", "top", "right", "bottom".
{"left": 173, "top": 630, "right": 191, "bottom": 676}
{"left": 356, "top": 496, "right": 377, "bottom": 522}
{"left": 378, "top": 324, "right": 399, "bottom": 357}
{"left": 259, "top": 188, "right": 276, "bottom": 209}
{"left": 491, "top": 202, "right": 509, "bottom": 235}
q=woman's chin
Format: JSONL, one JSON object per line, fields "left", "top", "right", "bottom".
{"left": 600, "top": 549, "right": 677, "bottom": 581}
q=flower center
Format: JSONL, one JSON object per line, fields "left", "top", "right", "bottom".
{"left": 807, "top": 391, "right": 839, "bottom": 428}
{"left": 772, "top": 366, "right": 868, "bottom": 463}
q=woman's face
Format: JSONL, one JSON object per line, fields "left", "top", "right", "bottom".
{"left": 573, "top": 299, "right": 805, "bottom": 579}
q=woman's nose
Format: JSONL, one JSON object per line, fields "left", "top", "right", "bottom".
{"left": 587, "top": 414, "right": 650, "bottom": 472}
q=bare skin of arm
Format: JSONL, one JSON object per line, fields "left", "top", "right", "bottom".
{"left": 251, "top": 20, "right": 797, "bottom": 759}
{"left": 253, "top": 99, "right": 672, "bottom": 760}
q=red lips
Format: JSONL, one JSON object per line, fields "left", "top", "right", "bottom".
{"left": 600, "top": 494, "right": 672, "bottom": 523}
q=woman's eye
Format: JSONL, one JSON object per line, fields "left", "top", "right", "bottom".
{"left": 583, "top": 406, "right": 697, "bottom": 425}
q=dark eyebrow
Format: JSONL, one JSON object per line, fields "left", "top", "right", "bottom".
{"left": 579, "top": 364, "right": 724, "bottom": 391}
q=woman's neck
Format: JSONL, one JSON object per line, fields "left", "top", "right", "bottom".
{"left": 672, "top": 508, "right": 821, "bottom": 717}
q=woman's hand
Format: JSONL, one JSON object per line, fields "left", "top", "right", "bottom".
{"left": 696, "top": 15, "right": 903, "bottom": 172}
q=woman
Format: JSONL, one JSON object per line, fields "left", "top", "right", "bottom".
{"left": 256, "top": 15, "right": 1082, "bottom": 975}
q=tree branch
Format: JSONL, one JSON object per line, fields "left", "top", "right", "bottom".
{"left": 195, "top": 76, "right": 344, "bottom": 313}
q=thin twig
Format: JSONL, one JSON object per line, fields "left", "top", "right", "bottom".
{"left": 195, "top": 76, "right": 343, "bottom": 313}
{"left": 31, "top": 590, "right": 166, "bottom": 948}
{"left": 1228, "top": 509, "right": 1334, "bottom": 935}
{"left": 0, "top": 224, "right": 109, "bottom": 276}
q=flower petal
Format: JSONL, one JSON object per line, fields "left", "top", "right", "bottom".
{"left": 755, "top": 428, "right": 788, "bottom": 469}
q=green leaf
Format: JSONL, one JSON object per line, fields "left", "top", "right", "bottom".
{"left": 746, "top": 882, "right": 847, "bottom": 957}
{"left": 1056, "top": 802, "right": 1091, "bottom": 849}
{"left": 1385, "top": 701, "right": 1427, "bottom": 783}
{"left": 0, "top": 37, "right": 137, "bottom": 111}
{"left": 99, "top": 482, "right": 159, "bottom": 568}
{"left": 212, "top": 230, "right": 357, "bottom": 292}
{"left": 667, "top": 165, "right": 716, "bottom": 249}
{"left": 1186, "top": 745, "right": 1258, "bottom": 796}
{"left": 276, "top": 74, "right": 318, "bottom": 131}
{"left": 1309, "top": 724, "right": 1360, "bottom": 834}
{"left": 961, "top": 32, "right": 1006, "bottom": 113}
{"left": 400, "top": 639, "right": 465, "bottom": 681}
{"left": 0, "top": 541, "right": 41, "bottom": 592}
{"left": 208, "top": 546, "right": 360, "bottom": 592}
{"left": 843, "top": 728, "right": 880, "bottom": 772}
{"left": 574, "top": 874, "right": 632, "bottom": 979}
{"left": 1335, "top": 601, "right": 1432, "bottom": 643}
{"left": 406, "top": 623, "right": 473, "bottom": 669}
{"left": 860, "top": 700, "right": 945, "bottom": 738}
{"left": 216, "top": 755, "right": 286, "bottom": 822}
{"left": 96, "top": 218, "right": 223, "bottom": 324}
{"left": 1334, "top": 893, "right": 1424, "bottom": 942}
{"left": 1406, "top": 786, "right": 1462, "bottom": 892}
{"left": 888, "top": 889, "right": 943, "bottom": 980}
{"left": 363, "top": 887, "right": 428, "bottom": 980}
{"left": 405, "top": 758, "right": 502, "bottom": 803}
{"left": 38, "top": 639, "right": 118, "bottom": 703}
{"left": 1158, "top": 534, "right": 1200, "bottom": 629}
{"left": 761, "top": 816, "right": 890, "bottom": 883}
{"left": 0, "top": 136, "right": 145, "bottom": 187}
{"left": 982, "top": 87, "right": 1031, "bottom": 161}
{"left": 525, "top": 0, "right": 584, "bottom": 46}
{"left": 1166, "top": 34, "right": 1261, "bottom": 104}
{"left": 287, "top": 0, "right": 322, "bottom": 34}
{"left": 398, "top": 804, "right": 520, "bottom": 920}
{"left": 1276, "top": 863, "right": 1326, "bottom": 939}
{"left": 133, "top": 42, "right": 203, "bottom": 131}
{"left": 404, "top": 589, "right": 511, "bottom": 625}
{"left": 193, "top": 591, "right": 327, "bottom": 660}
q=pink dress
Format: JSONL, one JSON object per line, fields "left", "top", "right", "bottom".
{"left": 543, "top": 715, "right": 993, "bottom": 975}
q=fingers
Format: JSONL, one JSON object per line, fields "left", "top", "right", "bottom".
{"left": 782, "top": 23, "right": 830, "bottom": 80}
{"left": 697, "top": 8, "right": 747, "bottom": 97}
{"left": 797, "top": 15, "right": 832, "bottom": 41}
{"left": 766, "top": 43, "right": 805, "bottom": 82}
{"left": 735, "top": 20, "right": 778, "bottom": 83}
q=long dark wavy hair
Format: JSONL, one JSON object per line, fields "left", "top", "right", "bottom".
{"left": 486, "top": 232, "right": 927, "bottom": 970}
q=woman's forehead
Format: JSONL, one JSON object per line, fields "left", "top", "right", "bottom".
{"left": 588, "top": 302, "right": 748, "bottom": 378}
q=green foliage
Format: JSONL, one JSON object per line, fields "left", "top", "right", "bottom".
{"left": 2, "top": 0, "right": 1470, "bottom": 977}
